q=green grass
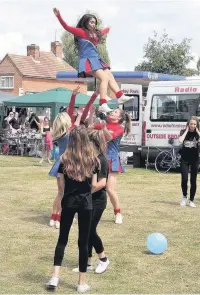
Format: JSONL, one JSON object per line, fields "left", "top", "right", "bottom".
{"left": 1, "top": 155, "right": 200, "bottom": 293}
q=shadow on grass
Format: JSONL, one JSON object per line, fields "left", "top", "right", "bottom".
{"left": 143, "top": 250, "right": 163, "bottom": 256}
{"left": 21, "top": 214, "right": 50, "bottom": 226}
{"left": 150, "top": 200, "right": 180, "bottom": 206}
{"left": 19, "top": 271, "right": 75, "bottom": 292}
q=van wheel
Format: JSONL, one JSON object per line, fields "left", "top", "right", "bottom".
{"left": 133, "top": 153, "right": 141, "bottom": 168}
{"left": 140, "top": 156, "right": 145, "bottom": 168}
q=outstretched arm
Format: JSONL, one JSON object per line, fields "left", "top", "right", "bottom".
{"left": 73, "top": 106, "right": 84, "bottom": 127}
{"left": 67, "top": 86, "right": 80, "bottom": 119}
{"left": 53, "top": 8, "right": 88, "bottom": 38}
{"left": 81, "top": 89, "right": 100, "bottom": 122}
{"left": 100, "top": 27, "right": 110, "bottom": 36}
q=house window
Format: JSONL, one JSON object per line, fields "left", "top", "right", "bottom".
{"left": 0, "top": 76, "right": 14, "bottom": 89}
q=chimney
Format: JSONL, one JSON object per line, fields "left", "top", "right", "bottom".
{"left": 51, "top": 41, "right": 63, "bottom": 58}
{"left": 27, "top": 44, "right": 40, "bottom": 60}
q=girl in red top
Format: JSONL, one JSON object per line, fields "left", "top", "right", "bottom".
{"left": 53, "top": 8, "right": 133, "bottom": 113}
{"left": 93, "top": 108, "right": 131, "bottom": 224}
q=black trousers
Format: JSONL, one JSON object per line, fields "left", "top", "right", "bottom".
{"left": 88, "top": 207, "right": 105, "bottom": 258}
{"left": 181, "top": 160, "right": 199, "bottom": 201}
{"left": 54, "top": 207, "right": 92, "bottom": 272}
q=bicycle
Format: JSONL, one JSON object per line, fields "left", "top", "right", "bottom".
{"left": 155, "top": 139, "right": 181, "bottom": 173}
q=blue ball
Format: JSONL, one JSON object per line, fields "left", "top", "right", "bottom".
{"left": 146, "top": 233, "right": 167, "bottom": 254}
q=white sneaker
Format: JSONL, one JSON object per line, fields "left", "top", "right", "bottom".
{"left": 73, "top": 214, "right": 77, "bottom": 223}
{"left": 180, "top": 198, "right": 187, "bottom": 206}
{"left": 72, "top": 265, "right": 93, "bottom": 273}
{"left": 46, "top": 277, "right": 59, "bottom": 290}
{"left": 117, "top": 94, "right": 133, "bottom": 104}
{"left": 77, "top": 284, "right": 90, "bottom": 293}
{"left": 115, "top": 213, "right": 123, "bottom": 224}
{"left": 55, "top": 220, "right": 60, "bottom": 229}
{"left": 98, "top": 103, "right": 112, "bottom": 113}
{"left": 95, "top": 259, "right": 110, "bottom": 274}
{"left": 188, "top": 201, "right": 196, "bottom": 208}
{"left": 49, "top": 219, "right": 55, "bottom": 227}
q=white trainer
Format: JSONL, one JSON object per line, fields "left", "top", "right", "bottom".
{"left": 49, "top": 219, "right": 55, "bottom": 227}
{"left": 180, "top": 198, "right": 187, "bottom": 206}
{"left": 46, "top": 277, "right": 59, "bottom": 290}
{"left": 117, "top": 94, "right": 133, "bottom": 104}
{"left": 115, "top": 213, "right": 123, "bottom": 224}
{"left": 188, "top": 201, "right": 196, "bottom": 208}
{"left": 77, "top": 284, "right": 90, "bottom": 293}
{"left": 55, "top": 220, "right": 60, "bottom": 229}
{"left": 95, "top": 259, "right": 110, "bottom": 274}
{"left": 98, "top": 103, "right": 112, "bottom": 113}
{"left": 72, "top": 265, "right": 93, "bottom": 273}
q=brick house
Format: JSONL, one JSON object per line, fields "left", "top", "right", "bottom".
{"left": 0, "top": 41, "right": 87, "bottom": 96}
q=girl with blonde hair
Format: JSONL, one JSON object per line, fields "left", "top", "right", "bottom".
{"left": 48, "top": 111, "right": 72, "bottom": 228}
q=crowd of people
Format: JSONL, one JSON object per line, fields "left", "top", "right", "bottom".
{"left": 1, "top": 109, "right": 54, "bottom": 162}
{"left": 2, "top": 109, "right": 41, "bottom": 133}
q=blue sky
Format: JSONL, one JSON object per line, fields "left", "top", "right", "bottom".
{"left": 0, "top": 0, "right": 199, "bottom": 70}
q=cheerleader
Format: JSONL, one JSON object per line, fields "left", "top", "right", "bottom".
{"left": 48, "top": 87, "right": 100, "bottom": 228}
{"left": 53, "top": 8, "right": 133, "bottom": 113}
{"left": 93, "top": 108, "right": 131, "bottom": 224}
{"left": 48, "top": 111, "right": 72, "bottom": 228}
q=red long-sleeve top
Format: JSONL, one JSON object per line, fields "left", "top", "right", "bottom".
{"left": 56, "top": 13, "right": 110, "bottom": 46}
{"left": 94, "top": 122, "right": 124, "bottom": 140}
{"left": 68, "top": 91, "right": 99, "bottom": 129}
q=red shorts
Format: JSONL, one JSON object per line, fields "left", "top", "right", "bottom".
{"left": 85, "top": 59, "right": 110, "bottom": 72}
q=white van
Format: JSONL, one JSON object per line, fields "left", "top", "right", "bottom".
{"left": 119, "top": 84, "right": 143, "bottom": 166}
{"left": 141, "top": 79, "right": 200, "bottom": 163}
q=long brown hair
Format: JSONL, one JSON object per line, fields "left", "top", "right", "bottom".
{"left": 118, "top": 110, "right": 132, "bottom": 136}
{"left": 88, "top": 129, "right": 107, "bottom": 155}
{"left": 61, "top": 126, "right": 100, "bottom": 181}
{"left": 74, "top": 14, "right": 104, "bottom": 51}
{"left": 186, "top": 116, "right": 200, "bottom": 130}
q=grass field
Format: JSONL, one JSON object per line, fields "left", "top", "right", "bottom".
{"left": 1, "top": 155, "right": 200, "bottom": 294}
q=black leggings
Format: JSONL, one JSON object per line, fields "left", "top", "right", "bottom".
{"left": 54, "top": 207, "right": 92, "bottom": 272}
{"left": 181, "top": 160, "right": 199, "bottom": 201}
{"left": 88, "top": 207, "right": 105, "bottom": 258}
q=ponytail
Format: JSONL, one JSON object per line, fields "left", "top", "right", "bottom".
{"left": 119, "top": 110, "right": 131, "bottom": 136}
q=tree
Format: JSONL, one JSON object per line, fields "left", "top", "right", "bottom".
{"left": 135, "top": 31, "right": 197, "bottom": 76}
{"left": 61, "top": 10, "right": 110, "bottom": 70}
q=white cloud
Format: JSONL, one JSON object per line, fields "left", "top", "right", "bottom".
{"left": 0, "top": 32, "right": 24, "bottom": 56}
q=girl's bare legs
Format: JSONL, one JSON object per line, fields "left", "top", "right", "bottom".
{"left": 49, "top": 178, "right": 62, "bottom": 228}
{"left": 106, "top": 172, "right": 123, "bottom": 224}
{"left": 47, "top": 150, "right": 52, "bottom": 163}
{"left": 90, "top": 69, "right": 111, "bottom": 112}
{"left": 39, "top": 145, "right": 45, "bottom": 164}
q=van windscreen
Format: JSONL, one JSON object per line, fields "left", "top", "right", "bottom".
{"left": 123, "top": 95, "right": 139, "bottom": 121}
{"left": 150, "top": 94, "right": 200, "bottom": 122}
